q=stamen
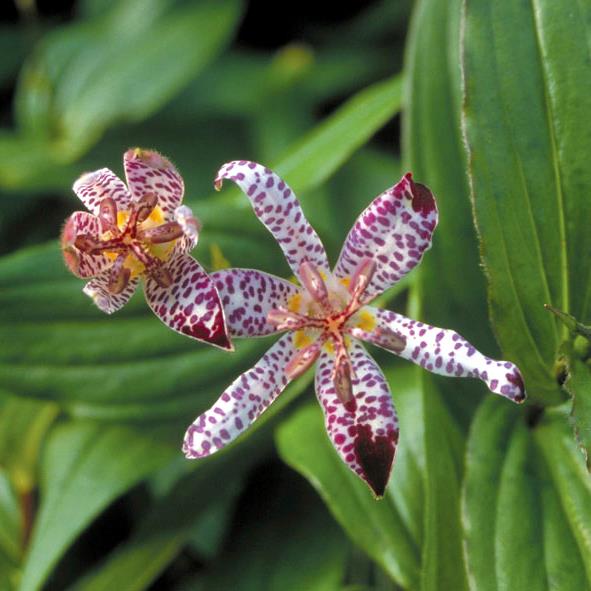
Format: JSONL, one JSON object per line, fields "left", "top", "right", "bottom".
{"left": 299, "top": 261, "right": 330, "bottom": 309}
{"left": 99, "top": 197, "right": 118, "bottom": 232}
{"left": 138, "top": 222, "right": 184, "bottom": 244}
{"left": 349, "top": 257, "right": 376, "bottom": 299}
{"left": 134, "top": 193, "right": 159, "bottom": 224}
{"left": 150, "top": 264, "right": 173, "bottom": 288}
{"left": 74, "top": 234, "right": 103, "bottom": 254}
{"left": 349, "top": 326, "right": 406, "bottom": 354}
{"left": 285, "top": 339, "right": 323, "bottom": 380}
{"left": 333, "top": 354, "right": 354, "bottom": 408}
{"left": 267, "top": 307, "right": 317, "bottom": 331}
{"left": 107, "top": 255, "right": 130, "bottom": 294}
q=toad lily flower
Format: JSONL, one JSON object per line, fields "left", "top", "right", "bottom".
{"left": 183, "top": 161, "right": 526, "bottom": 497}
{"left": 61, "top": 149, "right": 232, "bottom": 350}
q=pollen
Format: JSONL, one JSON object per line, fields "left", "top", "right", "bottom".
{"left": 124, "top": 254, "right": 145, "bottom": 278}
{"left": 116, "top": 210, "right": 130, "bottom": 229}
{"left": 148, "top": 206, "right": 165, "bottom": 225}
{"left": 356, "top": 310, "right": 377, "bottom": 332}
{"left": 294, "top": 330, "right": 312, "bottom": 349}
{"left": 288, "top": 292, "right": 303, "bottom": 313}
{"left": 339, "top": 277, "right": 351, "bottom": 288}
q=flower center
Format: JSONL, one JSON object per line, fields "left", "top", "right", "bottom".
{"left": 267, "top": 258, "right": 377, "bottom": 409}
{"left": 75, "top": 194, "right": 184, "bottom": 294}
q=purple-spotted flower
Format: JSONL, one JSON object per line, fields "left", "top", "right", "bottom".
{"left": 61, "top": 148, "right": 232, "bottom": 350}
{"left": 183, "top": 161, "right": 526, "bottom": 497}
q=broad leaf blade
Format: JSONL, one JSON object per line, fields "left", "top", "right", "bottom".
{"left": 275, "top": 367, "right": 422, "bottom": 589}
{"left": 461, "top": 0, "right": 591, "bottom": 403}
{"left": 19, "top": 421, "right": 176, "bottom": 591}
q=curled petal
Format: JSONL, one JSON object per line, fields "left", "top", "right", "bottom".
{"left": 144, "top": 254, "right": 232, "bottom": 350}
{"left": 315, "top": 341, "right": 399, "bottom": 498}
{"left": 83, "top": 271, "right": 139, "bottom": 314}
{"left": 215, "top": 161, "right": 330, "bottom": 281}
{"left": 183, "top": 334, "right": 295, "bottom": 458}
{"left": 166, "top": 205, "right": 201, "bottom": 258}
{"left": 124, "top": 148, "right": 184, "bottom": 219}
{"left": 73, "top": 168, "right": 131, "bottom": 216}
{"left": 212, "top": 268, "right": 300, "bottom": 337}
{"left": 363, "top": 307, "right": 526, "bottom": 403}
{"left": 61, "top": 212, "right": 111, "bottom": 279}
{"left": 334, "top": 173, "right": 438, "bottom": 300}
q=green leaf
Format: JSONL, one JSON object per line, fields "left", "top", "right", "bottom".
{"left": 0, "top": 468, "right": 20, "bottom": 566}
{"left": 197, "top": 468, "right": 347, "bottom": 591}
{"left": 536, "top": 409, "right": 591, "bottom": 582}
{"left": 18, "top": 420, "right": 176, "bottom": 591}
{"left": 15, "top": 0, "right": 243, "bottom": 160}
{"left": 565, "top": 358, "right": 591, "bottom": 471}
{"left": 462, "top": 399, "right": 590, "bottom": 591}
{"left": 461, "top": 399, "right": 518, "bottom": 591}
{"left": 404, "top": 0, "right": 496, "bottom": 428}
{"left": 420, "top": 376, "right": 467, "bottom": 591}
{"left": 0, "top": 395, "right": 58, "bottom": 493}
{"left": 276, "top": 366, "right": 422, "bottom": 589}
{"left": 461, "top": 0, "right": 591, "bottom": 404}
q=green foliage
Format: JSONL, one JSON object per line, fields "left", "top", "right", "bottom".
{"left": 1, "top": 0, "right": 590, "bottom": 589}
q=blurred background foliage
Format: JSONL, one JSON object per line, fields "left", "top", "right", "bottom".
{"left": 0, "top": 0, "right": 590, "bottom": 590}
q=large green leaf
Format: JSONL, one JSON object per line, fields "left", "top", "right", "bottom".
{"left": 403, "top": 0, "right": 497, "bottom": 429}
{"left": 420, "top": 376, "right": 467, "bottom": 591}
{"left": 14, "top": 0, "right": 243, "bottom": 161}
{"left": 461, "top": 0, "right": 591, "bottom": 404}
{"left": 462, "top": 399, "right": 590, "bottom": 591}
{"left": 276, "top": 368, "right": 422, "bottom": 589}
{"left": 18, "top": 421, "right": 177, "bottom": 591}
{"left": 66, "top": 372, "right": 313, "bottom": 591}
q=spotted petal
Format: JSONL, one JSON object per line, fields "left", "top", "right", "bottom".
{"left": 144, "top": 254, "right": 232, "bottom": 350}
{"left": 61, "top": 212, "right": 111, "bottom": 278}
{"left": 124, "top": 148, "right": 184, "bottom": 219}
{"left": 358, "top": 307, "right": 526, "bottom": 403}
{"left": 315, "top": 341, "right": 399, "bottom": 497}
{"left": 183, "top": 333, "right": 295, "bottom": 458}
{"left": 73, "top": 168, "right": 131, "bottom": 215}
{"left": 83, "top": 271, "right": 139, "bottom": 314}
{"left": 334, "top": 173, "right": 438, "bottom": 301}
{"left": 215, "top": 161, "right": 330, "bottom": 281}
{"left": 212, "top": 268, "right": 300, "bottom": 337}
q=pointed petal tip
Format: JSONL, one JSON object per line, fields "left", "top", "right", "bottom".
{"left": 214, "top": 177, "right": 223, "bottom": 191}
{"left": 354, "top": 424, "right": 397, "bottom": 498}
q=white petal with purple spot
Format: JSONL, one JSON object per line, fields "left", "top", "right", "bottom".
{"left": 83, "top": 272, "right": 139, "bottom": 314}
{"left": 215, "top": 161, "right": 330, "bottom": 281}
{"left": 183, "top": 334, "right": 295, "bottom": 458}
{"left": 73, "top": 168, "right": 131, "bottom": 216}
{"left": 363, "top": 306, "right": 526, "bottom": 403}
{"left": 124, "top": 149, "right": 184, "bottom": 219}
{"left": 315, "top": 341, "right": 399, "bottom": 497}
{"left": 144, "top": 254, "right": 231, "bottom": 350}
{"left": 61, "top": 211, "right": 111, "bottom": 278}
{"left": 334, "top": 173, "right": 438, "bottom": 300}
{"left": 212, "top": 268, "right": 300, "bottom": 337}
